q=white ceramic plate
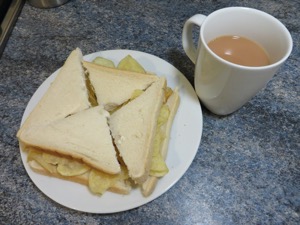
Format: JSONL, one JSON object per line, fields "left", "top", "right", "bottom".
{"left": 19, "top": 50, "right": 203, "bottom": 213}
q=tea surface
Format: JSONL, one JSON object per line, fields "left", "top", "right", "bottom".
{"left": 208, "top": 35, "right": 270, "bottom": 67}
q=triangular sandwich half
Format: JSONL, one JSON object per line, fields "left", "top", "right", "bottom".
{"left": 20, "top": 106, "right": 121, "bottom": 175}
{"left": 141, "top": 88, "right": 180, "bottom": 196}
{"left": 17, "top": 48, "right": 91, "bottom": 144}
{"left": 82, "top": 61, "right": 159, "bottom": 112}
{"left": 109, "top": 77, "right": 167, "bottom": 184}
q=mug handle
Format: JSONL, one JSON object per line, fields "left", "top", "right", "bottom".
{"left": 182, "top": 14, "right": 206, "bottom": 64}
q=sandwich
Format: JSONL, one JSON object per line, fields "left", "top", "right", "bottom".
{"left": 21, "top": 106, "right": 131, "bottom": 195}
{"left": 109, "top": 77, "right": 180, "bottom": 196}
{"left": 21, "top": 106, "right": 120, "bottom": 175}
{"left": 17, "top": 48, "right": 91, "bottom": 142}
{"left": 18, "top": 48, "right": 180, "bottom": 197}
{"left": 109, "top": 77, "right": 167, "bottom": 184}
{"left": 141, "top": 88, "right": 179, "bottom": 196}
{"left": 82, "top": 61, "right": 158, "bottom": 112}
{"left": 17, "top": 48, "right": 131, "bottom": 194}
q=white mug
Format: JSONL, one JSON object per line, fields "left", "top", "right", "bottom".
{"left": 182, "top": 7, "right": 293, "bottom": 115}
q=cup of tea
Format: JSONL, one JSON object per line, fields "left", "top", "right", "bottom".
{"left": 182, "top": 7, "right": 293, "bottom": 115}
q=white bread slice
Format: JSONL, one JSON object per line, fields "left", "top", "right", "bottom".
{"left": 28, "top": 160, "right": 131, "bottom": 195}
{"left": 21, "top": 106, "right": 121, "bottom": 175}
{"left": 82, "top": 61, "right": 159, "bottom": 111}
{"left": 17, "top": 48, "right": 90, "bottom": 140}
{"left": 109, "top": 77, "right": 166, "bottom": 184}
{"left": 141, "top": 89, "right": 180, "bottom": 197}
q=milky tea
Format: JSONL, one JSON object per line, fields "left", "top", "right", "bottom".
{"left": 208, "top": 35, "right": 270, "bottom": 67}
